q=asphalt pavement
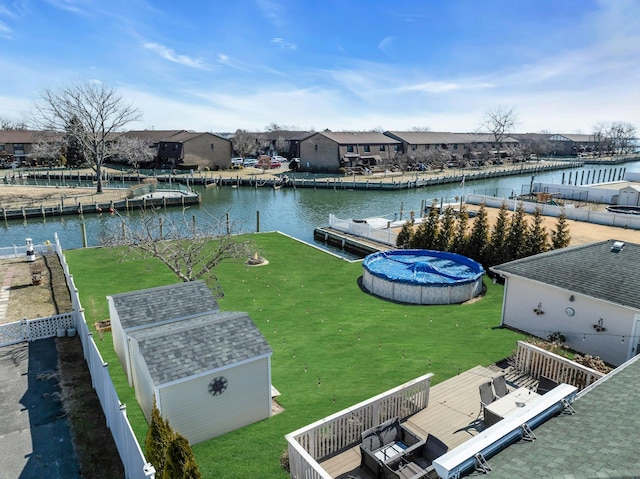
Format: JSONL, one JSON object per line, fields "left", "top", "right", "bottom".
{"left": 0, "top": 338, "right": 81, "bottom": 479}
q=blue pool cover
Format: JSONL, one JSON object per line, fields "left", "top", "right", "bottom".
{"left": 363, "top": 250, "right": 484, "bottom": 286}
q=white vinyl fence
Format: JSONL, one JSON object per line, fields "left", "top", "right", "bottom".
{"left": 467, "top": 194, "right": 640, "bottom": 230}
{"left": 329, "top": 214, "right": 399, "bottom": 246}
{"left": 0, "top": 236, "right": 155, "bottom": 479}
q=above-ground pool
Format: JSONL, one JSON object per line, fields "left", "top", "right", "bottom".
{"left": 362, "top": 249, "right": 485, "bottom": 304}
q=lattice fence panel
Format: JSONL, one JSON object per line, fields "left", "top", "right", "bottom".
{"left": 27, "top": 313, "right": 75, "bottom": 341}
{"left": 0, "top": 320, "right": 27, "bottom": 347}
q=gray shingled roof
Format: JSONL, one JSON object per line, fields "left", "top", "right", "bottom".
{"left": 108, "top": 281, "right": 219, "bottom": 331}
{"left": 319, "top": 131, "right": 399, "bottom": 145}
{"left": 491, "top": 240, "right": 640, "bottom": 311}
{"left": 480, "top": 354, "right": 640, "bottom": 478}
{"left": 129, "top": 311, "right": 272, "bottom": 385}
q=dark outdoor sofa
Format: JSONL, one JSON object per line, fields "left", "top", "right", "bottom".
{"left": 360, "top": 417, "right": 424, "bottom": 478}
{"left": 381, "top": 433, "right": 449, "bottom": 478}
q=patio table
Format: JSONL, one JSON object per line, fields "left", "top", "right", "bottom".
{"left": 484, "top": 387, "right": 540, "bottom": 427}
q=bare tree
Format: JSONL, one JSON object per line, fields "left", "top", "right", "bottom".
{"left": 232, "top": 129, "right": 260, "bottom": 158}
{"left": 101, "top": 209, "right": 251, "bottom": 297}
{"left": 31, "top": 134, "right": 65, "bottom": 166}
{"left": 0, "top": 117, "right": 28, "bottom": 130}
{"left": 32, "top": 82, "right": 142, "bottom": 193}
{"left": 609, "top": 121, "right": 636, "bottom": 155}
{"left": 111, "top": 135, "right": 156, "bottom": 169}
{"left": 592, "top": 122, "right": 609, "bottom": 156}
{"left": 480, "top": 106, "right": 518, "bottom": 156}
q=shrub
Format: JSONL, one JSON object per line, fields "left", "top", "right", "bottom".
{"left": 280, "top": 450, "right": 290, "bottom": 472}
{"left": 145, "top": 399, "right": 173, "bottom": 476}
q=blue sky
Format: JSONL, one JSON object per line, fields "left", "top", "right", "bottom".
{"left": 1, "top": 0, "right": 639, "bottom": 134}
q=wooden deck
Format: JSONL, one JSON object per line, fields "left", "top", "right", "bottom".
{"left": 320, "top": 364, "right": 534, "bottom": 479}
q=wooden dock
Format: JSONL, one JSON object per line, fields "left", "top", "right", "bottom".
{"left": 313, "top": 227, "right": 391, "bottom": 256}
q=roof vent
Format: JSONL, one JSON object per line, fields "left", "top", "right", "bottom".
{"left": 611, "top": 241, "right": 625, "bottom": 253}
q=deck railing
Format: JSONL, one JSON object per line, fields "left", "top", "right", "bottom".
{"left": 285, "top": 373, "right": 433, "bottom": 479}
{"left": 513, "top": 340, "right": 605, "bottom": 391}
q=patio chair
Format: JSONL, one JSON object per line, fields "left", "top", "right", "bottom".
{"left": 536, "top": 376, "right": 558, "bottom": 395}
{"left": 492, "top": 375, "right": 509, "bottom": 399}
{"left": 477, "top": 381, "right": 495, "bottom": 421}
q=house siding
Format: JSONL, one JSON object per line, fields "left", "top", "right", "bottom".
{"left": 130, "top": 338, "right": 156, "bottom": 422}
{"left": 107, "top": 297, "right": 130, "bottom": 381}
{"left": 157, "top": 358, "right": 271, "bottom": 444}
{"left": 299, "top": 133, "right": 340, "bottom": 172}
{"left": 502, "top": 277, "right": 638, "bottom": 366}
{"left": 183, "top": 133, "right": 231, "bottom": 171}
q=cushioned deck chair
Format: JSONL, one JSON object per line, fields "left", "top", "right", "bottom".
{"left": 492, "top": 375, "right": 509, "bottom": 399}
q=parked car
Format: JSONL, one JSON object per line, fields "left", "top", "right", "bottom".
{"left": 243, "top": 158, "right": 258, "bottom": 168}
{"left": 270, "top": 159, "right": 282, "bottom": 169}
{"left": 231, "top": 157, "right": 244, "bottom": 169}
{"left": 272, "top": 155, "right": 287, "bottom": 163}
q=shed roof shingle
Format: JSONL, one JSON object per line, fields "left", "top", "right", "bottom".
{"left": 129, "top": 311, "right": 272, "bottom": 385}
{"left": 491, "top": 239, "right": 640, "bottom": 311}
{"left": 108, "top": 281, "right": 220, "bottom": 331}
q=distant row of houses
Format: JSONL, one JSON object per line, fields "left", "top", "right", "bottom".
{"left": 0, "top": 128, "right": 612, "bottom": 173}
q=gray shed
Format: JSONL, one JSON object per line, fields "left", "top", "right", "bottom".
{"left": 107, "top": 281, "right": 219, "bottom": 386}
{"left": 128, "top": 311, "right": 273, "bottom": 444}
{"left": 618, "top": 185, "right": 640, "bottom": 206}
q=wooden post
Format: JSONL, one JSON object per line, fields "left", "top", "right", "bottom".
{"left": 81, "top": 221, "right": 87, "bottom": 248}
{"left": 226, "top": 212, "right": 230, "bottom": 235}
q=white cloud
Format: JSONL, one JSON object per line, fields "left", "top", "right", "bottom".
{"left": 0, "top": 20, "right": 12, "bottom": 39}
{"left": 378, "top": 36, "right": 395, "bottom": 55}
{"left": 42, "top": 0, "right": 89, "bottom": 15}
{"left": 257, "top": 0, "right": 285, "bottom": 28}
{"left": 402, "top": 80, "right": 494, "bottom": 94}
{"left": 271, "top": 37, "right": 296, "bottom": 50}
{"left": 143, "top": 42, "right": 208, "bottom": 69}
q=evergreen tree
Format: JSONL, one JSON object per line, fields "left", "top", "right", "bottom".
{"left": 396, "top": 221, "right": 414, "bottom": 248}
{"left": 435, "top": 205, "right": 456, "bottom": 251}
{"left": 163, "top": 433, "right": 202, "bottom": 479}
{"left": 421, "top": 202, "right": 441, "bottom": 250}
{"left": 550, "top": 209, "right": 571, "bottom": 249}
{"left": 409, "top": 201, "right": 439, "bottom": 249}
{"left": 488, "top": 201, "right": 510, "bottom": 266}
{"left": 145, "top": 398, "right": 173, "bottom": 478}
{"left": 524, "top": 207, "right": 549, "bottom": 256}
{"left": 505, "top": 202, "right": 529, "bottom": 261}
{"left": 467, "top": 203, "right": 490, "bottom": 265}
{"left": 450, "top": 206, "right": 470, "bottom": 256}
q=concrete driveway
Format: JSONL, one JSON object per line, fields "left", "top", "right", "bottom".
{"left": 0, "top": 338, "right": 81, "bottom": 479}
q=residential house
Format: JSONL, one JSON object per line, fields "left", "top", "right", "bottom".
{"left": 122, "top": 130, "right": 232, "bottom": 170}
{"left": 0, "top": 129, "right": 59, "bottom": 166}
{"left": 384, "top": 131, "right": 520, "bottom": 166}
{"left": 547, "top": 133, "right": 597, "bottom": 157}
{"left": 107, "top": 280, "right": 220, "bottom": 386}
{"left": 128, "top": 310, "right": 273, "bottom": 444}
{"left": 299, "top": 131, "right": 402, "bottom": 172}
{"left": 491, "top": 239, "right": 640, "bottom": 367}
{"left": 260, "top": 130, "right": 315, "bottom": 159}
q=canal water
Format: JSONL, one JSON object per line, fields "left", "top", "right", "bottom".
{"left": 1, "top": 161, "right": 638, "bottom": 254}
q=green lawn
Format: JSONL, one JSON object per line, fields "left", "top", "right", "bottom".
{"left": 65, "top": 233, "right": 526, "bottom": 478}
